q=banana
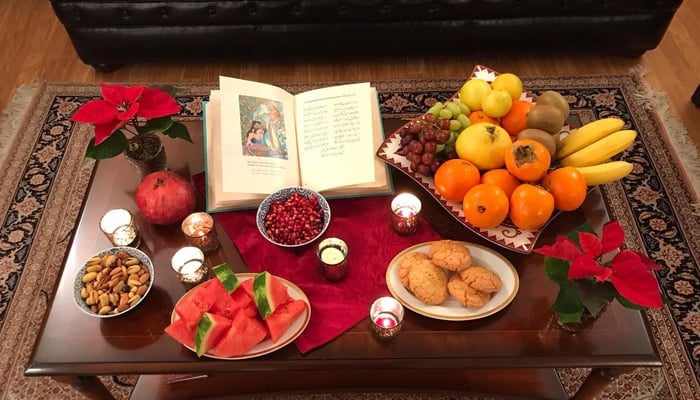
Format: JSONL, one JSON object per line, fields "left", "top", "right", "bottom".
{"left": 560, "top": 129, "right": 637, "bottom": 167}
{"left": 556, "top": 117, "right": 625, "bottom": 159}
{"left": 575, "top": 161, "right": 634, "bottom": 186}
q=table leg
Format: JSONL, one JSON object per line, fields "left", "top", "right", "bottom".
{"left": 52, "top": 375, "right": 115, "bottom": 400}
{"left": 572, "top": 367, "right": 636, "bottom": 400}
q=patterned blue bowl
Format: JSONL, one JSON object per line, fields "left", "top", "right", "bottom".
{"left": 256, "top": 187, "right": 331, "bottom": 248}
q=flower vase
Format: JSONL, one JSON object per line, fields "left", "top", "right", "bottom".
{"left": 124, "top": 133, "right": 167, "bottom": 179}
{"left": 554, "top": 305, "right": 608, "bottom": 334}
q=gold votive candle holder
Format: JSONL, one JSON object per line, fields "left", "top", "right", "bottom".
{"left": 369, "top": 296, "right": 405, "bottom": 343}
{"left": 390, "top": 193, "right": 421, "bottom": 235}
{"left": 316, "top": 237, "right": 349, "bottom": 281}
{"left": 99, "top": 208, "right": 140, "bottom": 247}
{"left": 171, "top": 246, "right": 208, "bottom": 287}
{"left": 181, "top": 212, "right": 219, "bottom": 255}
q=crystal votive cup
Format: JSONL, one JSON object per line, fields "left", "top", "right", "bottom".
{"left": 171, "top": 246, "right": 208, "bottom": 287}
{"left": 369, "top": 296, "right": 405, "bottom": 343}
{"left": 99, "top": 208, "right": 140, "bottom": 247}
{"left": 181, "top": 212, "right": 220, "bottom": 255}
{"left": 390, "top": 193, "right": 422, "bottom": 235}
{"left": 316, "top": 237, "right": 349, "bottom": 281}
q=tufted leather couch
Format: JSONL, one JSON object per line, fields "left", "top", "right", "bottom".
{"left": 50, "top": 0, "right": 684, "bottom": 71}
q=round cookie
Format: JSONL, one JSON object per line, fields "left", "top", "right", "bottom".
{"left": 397, "top": 251, "right": 430, "bottom": 289}
{"left": 428, "top": 240, "right": 472, "bottom": 272}
{"left": 459, "top": 265, "right": 502, "bottom": 293}
{"left": 408, "top": 259, "right": 449, "bottom": 306}
{"left": 447, "top": 274, "right": 491, "bottom": 308}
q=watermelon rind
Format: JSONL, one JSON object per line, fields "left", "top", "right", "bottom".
{"left": 212, "top": 263, "right": 240, "bottom": 294}
{"left": 194, "top": 312, "right": 231, "bottom": 357}
{"left": 253, "top": 272, "right": 274, "bottom": 319}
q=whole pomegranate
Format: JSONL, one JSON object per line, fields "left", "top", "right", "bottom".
{"left": 135, "top": 170, "right": 197, "bottom": 225}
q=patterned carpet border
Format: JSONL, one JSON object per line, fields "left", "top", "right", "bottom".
{"left": 0, "top": 75, "right": 698, "bottom": 399}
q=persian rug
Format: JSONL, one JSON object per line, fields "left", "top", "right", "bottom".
{"left": 0, "top": 74, "right": 698, "bottom": 400}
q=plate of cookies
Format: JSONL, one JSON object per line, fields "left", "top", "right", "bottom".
{"left": 386, "top": 240, "right": 519, "bottom": 321}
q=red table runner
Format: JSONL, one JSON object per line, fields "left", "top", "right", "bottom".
{"left": 193, "top": 174, "right": 441, "bottom": 353}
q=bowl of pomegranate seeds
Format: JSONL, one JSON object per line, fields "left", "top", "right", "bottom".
{"left": 256, "top": 187, "right": 331, "bottom": 248}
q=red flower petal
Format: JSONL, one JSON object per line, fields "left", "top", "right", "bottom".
{"left": 93, "top": 119, "right": 128, "bottom": 146}
{"left": 137, "top": 88, "right": 180, "bottom": 119}
{"left": 100, "top": 84, "right": 145, "bottom": 105}
{"left": 71, "top": 100, "right": 118, "bottom": 125}
{"left": 610, "top": 255, "right": 663, "bottom": 307}
{"left": 601, "top": 220, "right": 625, "bottom": 254}
{"left": 568, "top": 254, "right": 604, "bottom": 280}
{"left": 578, "top": 231, "right": 602, "bottom": 257}
{"left": 637, "top": 252, "right": 662, "bottom": 271}
{"left": 117, "top": 102, "right": 139, "bottom": 121}
{"left": 535, "top": 236, "right": 582, "bottom": 261}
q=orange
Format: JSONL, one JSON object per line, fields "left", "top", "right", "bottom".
{"left": 463, "top": 184, "right": 510, "bottom": 229}
{"left": 433, "top": 159, "right": 481, "bottom": 202}
{"left": 501, "top": 100, "right": 535, "bottom": 136}
{"left": 542, "top": 167, "right": 588, "bottom": 211}
{"left": 480, "top": 168, "right": 521, "bottom": 198}
{"left": 467, "top": 111, "right": 500, "bottom": 126}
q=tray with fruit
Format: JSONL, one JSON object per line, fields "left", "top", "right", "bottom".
{"left": 376, "top": 65, "right": 635, "bottom": 253}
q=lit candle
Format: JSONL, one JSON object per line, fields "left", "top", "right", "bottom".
{"left": 369, "top": 296, "right": 405, "bottom": 343}
{"left": 181, "top": 212, "right": 219, "bottom": 255}
{"left": 390, "top": 193, "right": 422, "bottom": 235}
{"left": 316, "top": 237, "right": 349, "bottom": 281}
{"left": 171, "top": 246, "right": 207, "bottom": 285}
{"left": 99, "top": 208, "right": 140, "bottom": 247}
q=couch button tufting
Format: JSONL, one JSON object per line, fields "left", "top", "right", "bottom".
{"left": 160, "top": 8, "right": 169, "bottom": 17}
{"left": 73, "top": 10, "right": 81, "bottom": 21}
{"left": 208, "top": 6, "right": 217, "bottom": 16}
{"left": 248, "top": 4, "right": 257, "bottom": 14}
{"left": 292, "top": 3, "right": 301, "bottom": 15}
{"left": 381, "top": 1, "right": 392, "bottom": 13}
{"left": 337, "top": 1, "right": 349, "bottom": 14}
{"left": 428, "top": 2, "right": 439, "bottom": 12}
{"left": 121, "top": 9, "right": 130, "bottom": 18}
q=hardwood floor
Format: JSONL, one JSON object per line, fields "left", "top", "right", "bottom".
{"left": 2, "top": 0, "right": 698, "bottom": 158}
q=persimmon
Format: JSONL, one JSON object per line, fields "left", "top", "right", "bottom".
{"left": 480, "top": 168, "right": 521, "bottom": 198}
{"left": 463, "top": 184, "right": 510, "bottom": 229}
{"left": 505, "top": 139, "right": 551, "bottom": 182}
{"left": 500, "top": 100, "right": 535, "bottom": 136}
{"left": 467, "top": 110, "right": 500, "bottom": 126}
{"left": 509, "top": 184, "right": 555, "bottom": 230}
{"left": 542, "top": 167, "right": 588, "bottom": 211}
{"left": 433, "top": 159, "right": 481, "bottom": 202}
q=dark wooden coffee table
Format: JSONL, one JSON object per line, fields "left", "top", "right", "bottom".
{"left": 25, "top": 119, "right": 660, "bottom": 400}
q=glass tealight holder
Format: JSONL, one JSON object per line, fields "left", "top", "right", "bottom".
{"left": 181, "top": 212, "right": 220, "bottom": 255}
{"left": 316, "top": 237, "right": 349, "bottom": 281}
{"left": 390, "top": 193, "right": 422, "bottom": 235}
{"left": 99, "top": 208, "right": 140, "bottom": 247}
{"left": 171, "top": 246, "right": 208, "bottom": 288}
{"left": 369, "top": 296, "right": 405, "bottom": 343}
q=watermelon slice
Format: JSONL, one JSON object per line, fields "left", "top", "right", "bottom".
{"left": 210, "top": 309, "right": 268, "bottom": 358}
{"left": 194, "top": 312, "right": 232, "bottom": 357}
{"left": 231, "top": 285, "right": 257, "bottom": 318}
{"left": 265, "top": 299, "right": 307, "bottom": 343}
{"left": 174, "top": 281, "right": 218, "bottom": 329}
{"left": 208, "top": 279, "right": 240, "bottom": 319}
{"left": 252, "top": 271, "right": 293, "bottom": 319}
{"left": 164, "top": 317, "right": 195, "bottom": 348}
{"left": 212, "top": 263, "right": 240, "bottom": 294}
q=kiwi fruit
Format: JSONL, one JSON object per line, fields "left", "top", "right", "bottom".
{"left": 526, "top": 104, "right": 566, "bottom": 135}
{"left": 517, "top": 128, "right": 559, "bottom": 157}
{"left": 536, "top": 91, "right": 570, "bottom": 119}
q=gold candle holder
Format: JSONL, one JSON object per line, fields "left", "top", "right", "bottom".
{"left": 171, "top": 246, "right": 208, "bottom": 287}
{"left": 316, "top": 237, "right": 349, "bottom": 281}
{"left": 181, "top": 212, "right": 219, "bottom": 255}
{"left": 390, "top": 193, "right": 421, "bottom": 235}
{"left": 369, "top": 296, "right": 405, "bottom": 343}
{"left": 99, "top": 208, "right": 140, "bottom": 247}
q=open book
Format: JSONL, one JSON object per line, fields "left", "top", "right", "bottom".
{"left": 203, "top": 77, "right": 393, "bottom": 212}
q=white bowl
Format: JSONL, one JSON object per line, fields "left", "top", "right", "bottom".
{"left": 73, "top": 247, "right": 154, "bottom": 318}
{"left": 256, "top": 187, "right": 331, "bottom": 248}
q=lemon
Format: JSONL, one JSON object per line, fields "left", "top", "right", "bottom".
{"left": 481, "top": 89, "right": 513, "bottom": 118}
{"left": 459, "top": 79, "right": 491, "bottom": 112}
{"left": 491, "top": 73, "right": 523, "bottom": 101}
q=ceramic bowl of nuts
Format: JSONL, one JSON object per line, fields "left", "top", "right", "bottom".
{"left": 256, "top": 186, "right": 331, "bottom": 248}
{"left": 74, "top": 246, "right": 154, "bottom": 318}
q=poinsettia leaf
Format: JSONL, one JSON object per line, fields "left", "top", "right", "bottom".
{"left": 578, "top": 232, "right": 602, "bottom": 257}
{"left": 579, "top": 281, "right": 615, "bottom": 316}
{"left": 556, "top": 311, "right": 584, "bottom": 324}
{"left": 616, "top": 294, "right": 644, "bottom": 310}
{"left": 164, "top": 121, "right": 193, "bottom": 143}
{"left": 568, "top": 254, "right": 603, "bottom": 280}
{"left": 139, "top": 116, "right": 173, "bottom": 134}
{"left": 535, "top": 236, "right": 582, "bottom": 261}
{"left": 94, "top": 119, "right": 129, "bottom": 146}
{"left": 636, "top": 252, "right": 662, "bottom": 271}
{"left": 544, "top": 257, "right": 570, "bottom": 284}
{"left": 601, "top": 220, "right": 625, "bottom": 253}
{"left": 85, "top": 131, "right": 128, "bottom": 159}
{"left": 138, "top": 87, "right": 181, "bottom": 119}
{"left": 153, "top": 84, "right": 177, "bottom": 97}
{"left": 567, "top": 222, "right": 596, "bottom": 243}
{"left": 610, "top": 256, "right": 664, "bottom": 307}
{"left": 71, "top": 100, "right": 118, "bottom": 125}
{"left": 550, "top": 280, "right": 584, "bottom": 314}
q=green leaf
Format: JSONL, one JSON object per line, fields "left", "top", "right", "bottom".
{"left": 138, "top": 116, "right": 173, "bottom": 134}
{"left": 544, "top": 257, "right": 570, "bottom": 284}
{"left": 551, "top": 280, "right": 584, "bottom": 315}
{"left": 567, "top": 221, "right": 596, "bottom": 245}
{"left": 556, "top": 311, "right": 584, "bottom": 324}
{"left": 164, "top": 121, "right": 193, "bottom": 143}
{"left": 616, "top": 294, "right": 644, "bottom": 310}
{"left": 85, "top": 131, "right": 128, "bottom": 159}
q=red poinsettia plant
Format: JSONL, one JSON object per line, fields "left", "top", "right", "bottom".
{"left": 71, "top": 83, "right": 192, "bottom": 159}
{"left": 534, "top": 220, "right": 665, "bottom": 324}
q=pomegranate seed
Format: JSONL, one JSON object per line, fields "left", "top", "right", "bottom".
{"left": 263, "top": 192, "right": 324, "bottom": 245}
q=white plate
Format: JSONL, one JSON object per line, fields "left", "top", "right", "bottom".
{"left": 386, "top": 241, "right": 519, "bottom": 321}
{"left": 171, "top": 273, "right": 311, "bottom": 360}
